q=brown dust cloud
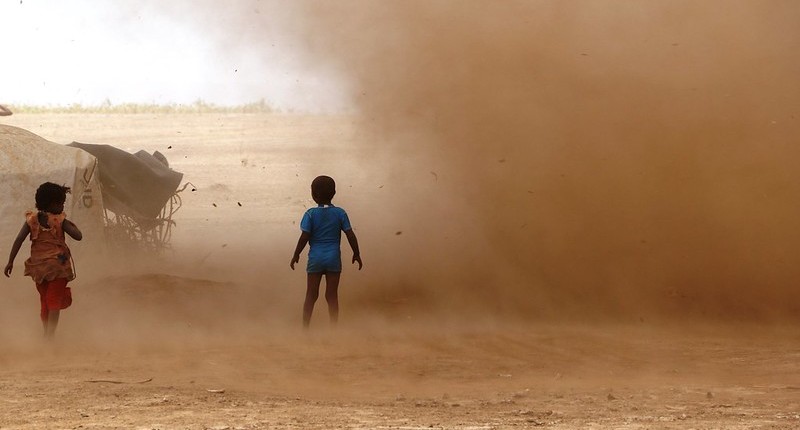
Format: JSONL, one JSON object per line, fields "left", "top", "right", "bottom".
{"left": 279, "top": 1, "right": 800, "bottom": 322}
{"left": 6, "top": 6, "right": 800, "bottom": 422}
{"left": 61, "top": 1, "right": 800, "bottom": 330}
{"left": 4, "top": 2, "right": 800, "bottom": 353}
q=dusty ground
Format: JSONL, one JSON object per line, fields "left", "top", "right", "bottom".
{"left": 1, "top": 113, "right": 799, "bottom": 429}
{"left": 1, "top": 319, "right": 800, "bottom": 429}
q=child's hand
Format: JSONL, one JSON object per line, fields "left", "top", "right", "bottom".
{"left": 3, "top": 262, "right": 12, "bottom": 277}
{"left": 352, "top": 254, "right": 363, "bottom": 270}
{"left": 290, "top": 255, "right": 300, "bottom": 270}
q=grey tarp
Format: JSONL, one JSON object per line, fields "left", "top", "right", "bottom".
{"left": 68, "top": 142, "right": 183, "bottom": 220}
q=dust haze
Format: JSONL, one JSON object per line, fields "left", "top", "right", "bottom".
{"left": 283, "top": 1, "right": 800, "bottom": 322}
{"left": 3, "top": 1, "right": 800, "bottom": 348}
{"left": 1, "top": 1, "right": 798, "bottom": 345}
{"left": 3, "top": 3, "right": 800, "bottom": 427}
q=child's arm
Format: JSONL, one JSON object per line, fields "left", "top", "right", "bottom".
{"left": 290, "top": 231, "right": 311, "bottom": 270}
{"left": 344, "top": 229, "right": 362, "bottom": 270}
{"left": 4, "top": 223, "right": 31, "bottom": 277}
{"left": 62, "top": 219, "right": 83, "bottom": 241}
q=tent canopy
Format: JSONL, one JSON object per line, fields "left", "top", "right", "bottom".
{"left": 68, "top": 142, "right": 183, "bottom": 220}
{"left": 0, "top": 124, "right": 105, "bottom": 255}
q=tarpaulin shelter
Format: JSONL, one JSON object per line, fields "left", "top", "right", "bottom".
{"left": 68, "top": 142, "right": 186, "bottom": 253}
{"left": 1, "top": 124, "right": 186, "bottom": 257}
{"left": 68, "top": 143, "right": 183, "bottom": 220}
{"left": 0, "top": 124, "right": 105, "bottom": 259}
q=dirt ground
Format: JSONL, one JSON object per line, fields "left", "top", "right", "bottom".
{"left": 1, "top": 113, "right": 800, "bottom": 429}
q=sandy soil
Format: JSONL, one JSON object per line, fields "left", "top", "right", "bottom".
{"left": 1, "top": 113, "right": 799, "bottom": 429}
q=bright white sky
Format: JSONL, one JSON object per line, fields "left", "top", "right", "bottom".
{"left": 0, "top": 0, "right": 350, "bottom": 112}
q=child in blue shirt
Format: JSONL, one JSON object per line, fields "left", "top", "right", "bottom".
{"left": 291, "top": 176, "right": 362, "bottom": 328}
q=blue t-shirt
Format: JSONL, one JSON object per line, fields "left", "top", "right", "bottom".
{"left": 300, "top": 204, "right": 352, "bottom": 273}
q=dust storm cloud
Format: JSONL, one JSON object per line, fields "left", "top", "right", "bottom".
{"left": 281, "top": 1, "right": 800, "bottom": 321}
{"left": 86, "top": 1, "right": 800, "bottom": 321}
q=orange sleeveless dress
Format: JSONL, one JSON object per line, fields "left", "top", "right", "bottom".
{"left": 23, "top": 211, "right": 75, "bottom": 284}
{"left": 23, "top": 211, "right": 74, "bottom": 319}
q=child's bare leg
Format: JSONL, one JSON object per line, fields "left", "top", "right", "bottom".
{"left": 324, "top": 272, "right": 341, "bottom": 325}
{"left": 38, "top": 286, "right": 48, "bottom": 333}
{"left": 41, "top": 309, "right": 49, "bottom": 334}
{"left": 303, "top": 273, "right": 324, "bottom": 328}
{"left": 45, "top": 310, "right": 60, "bottom": 339}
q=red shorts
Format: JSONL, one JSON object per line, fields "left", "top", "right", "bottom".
{"left": 36, "top": 278, "right": 72, "bottom": 320}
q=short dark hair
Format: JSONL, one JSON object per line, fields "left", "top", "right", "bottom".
{"left": 311, "top": 175, "right": 336, "bottom": 202}
{"left": 35, "top": 182, "right": 70, "bottom": 211}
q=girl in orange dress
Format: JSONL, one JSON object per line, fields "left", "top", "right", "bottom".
{"left": 4, "top": 182, "right": 83, "bottom": 339}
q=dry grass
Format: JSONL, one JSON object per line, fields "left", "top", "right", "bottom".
{"left": 7, "top": 100, "right": 278, "bottom": 114}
